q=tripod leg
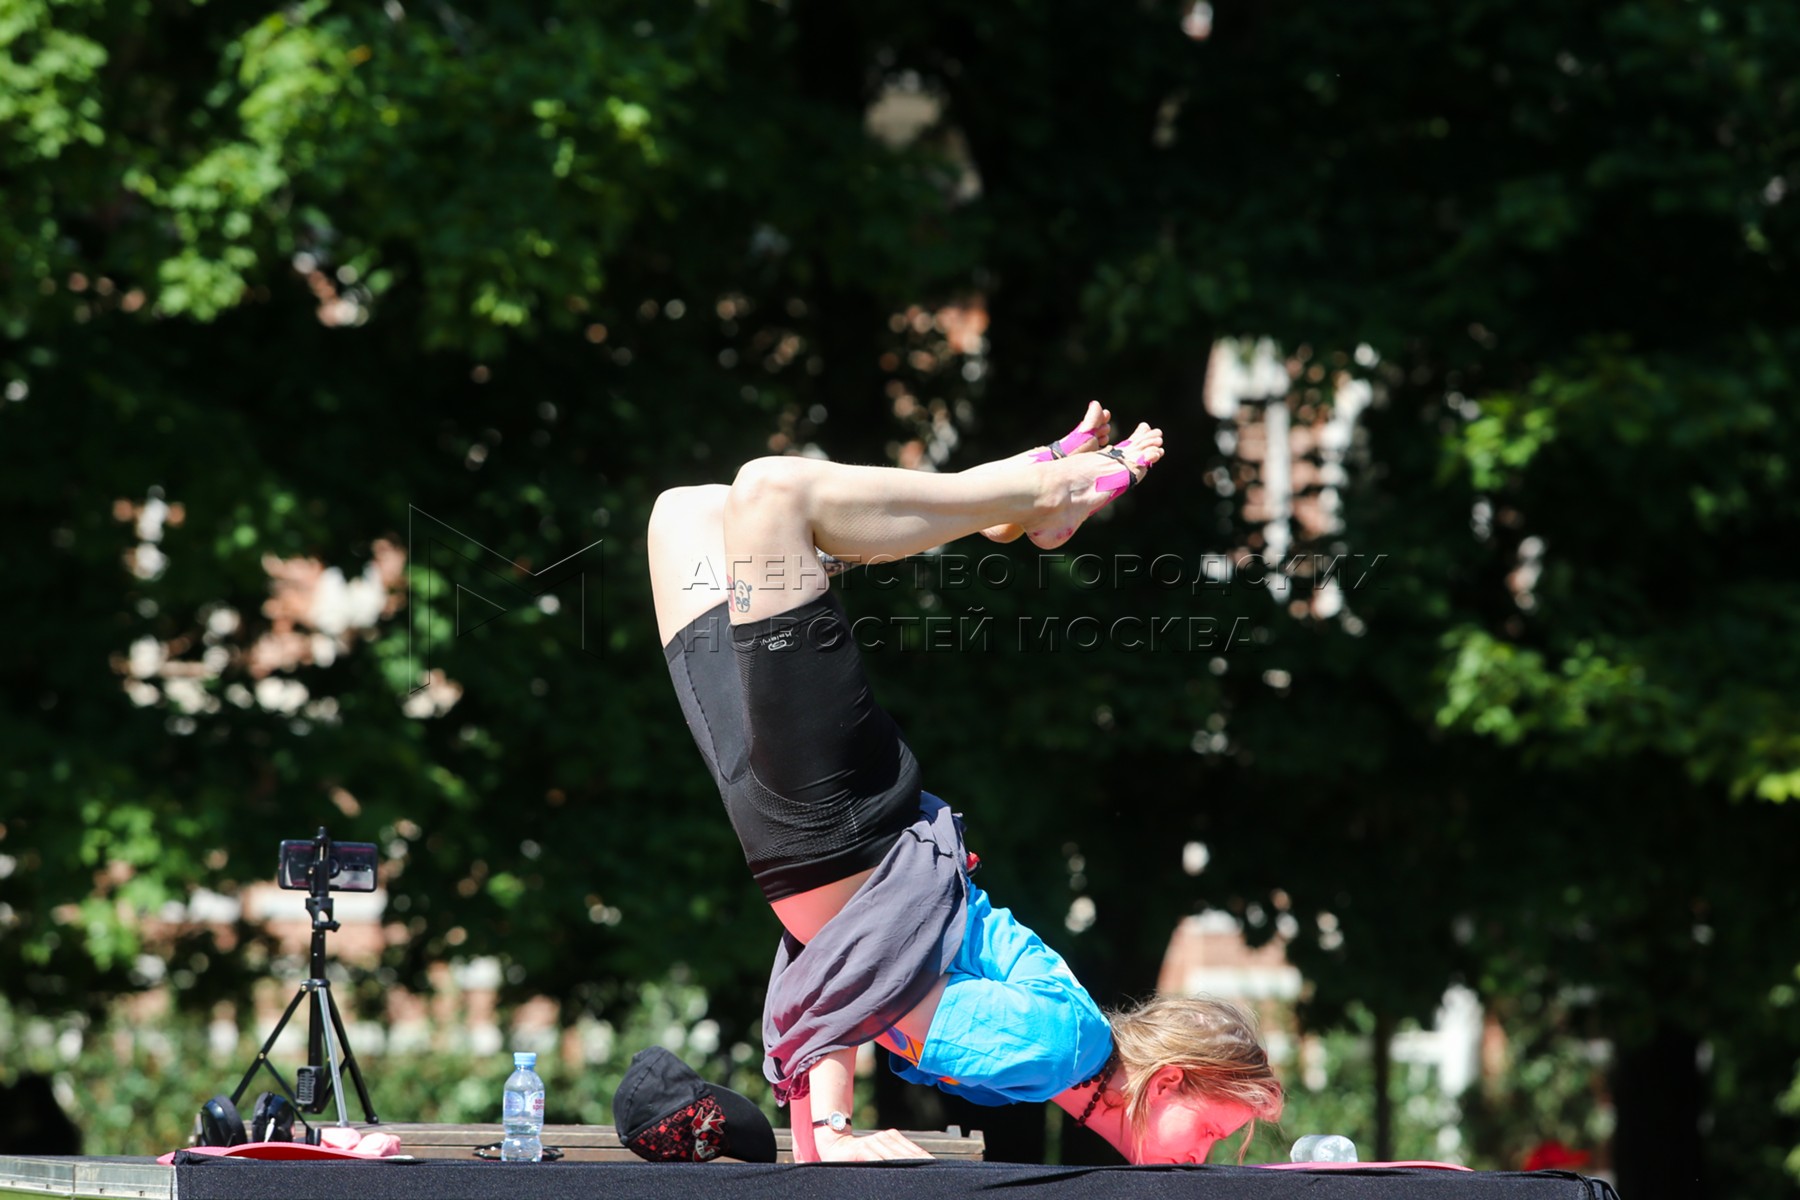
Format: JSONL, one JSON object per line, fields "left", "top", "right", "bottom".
{"left": 232, "top": 987, "right": 310, "bottom": 1107}
{"left": 316, "top": 985, "right": 352, "bottom": 1127}
{"left": 325, "top": 986, "right": 381, "bottom": 1124}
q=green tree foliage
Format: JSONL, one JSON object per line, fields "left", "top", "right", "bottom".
{"left": 4, "top": 0, "right": 1799, "bottom": 1192}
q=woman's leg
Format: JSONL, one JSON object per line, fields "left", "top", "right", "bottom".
{"left": 722, "top": 423, "right": 1162, "bottom": 624}
{"left": 648, "top": 484, "right": 730, "bottom": 645}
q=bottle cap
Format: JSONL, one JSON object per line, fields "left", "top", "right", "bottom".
{"left": 514, "top": 1051, "right": 537, "bottom": 1067}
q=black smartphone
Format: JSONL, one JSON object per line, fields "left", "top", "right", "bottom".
{"left": 278, "top": 838, "right": 379, "bottom": 892}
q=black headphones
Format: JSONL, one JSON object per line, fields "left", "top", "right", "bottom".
{"left": 197, "top": 1092, "right": 298, "bottom": 1147}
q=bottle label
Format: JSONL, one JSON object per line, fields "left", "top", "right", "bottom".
{"left": 503, "top": 1091, "right": 545, "bottom": 1122}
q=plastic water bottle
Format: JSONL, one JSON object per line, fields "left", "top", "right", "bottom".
{"left": 1290, "top": 1133, "right": 1359, "bottom": 1163}
{"left": 500, "top": 1051, "right": 545, "bottom": 1162}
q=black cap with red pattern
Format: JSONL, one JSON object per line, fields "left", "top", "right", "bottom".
{"left": 612, "top": 1047, "right": 777, "bottom": 1163}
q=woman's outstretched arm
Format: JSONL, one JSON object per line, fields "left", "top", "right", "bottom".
{"left": 803, "top": 1049, "right": 933, "bottom": 1162}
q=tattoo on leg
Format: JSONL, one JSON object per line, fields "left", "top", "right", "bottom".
{"left": 732, "top": 577, "right": 754, "bottom": 613}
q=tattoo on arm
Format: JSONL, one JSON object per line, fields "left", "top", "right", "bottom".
{"left": 732, "top": 577, "right": 754, "bottom": 613}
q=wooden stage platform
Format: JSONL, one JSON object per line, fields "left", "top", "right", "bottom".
{"left": 370, "top": 1120, "right": 987, "bottom": 1162}
{"left": 0, "top": 1123, "right": 985, "bottom": 1199}
{"left": 0, "top": 1132, "right": 1622, "bottom": 1200}
{"left": 0, "top": 1155, "right": 1621, "bottom": 1200}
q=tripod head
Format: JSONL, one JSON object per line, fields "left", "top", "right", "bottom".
{"left": 279, "top": 827, "right": 376, "bottom": 964}
{"left": 280, "top": 827, "right": 378, "bottom": 897}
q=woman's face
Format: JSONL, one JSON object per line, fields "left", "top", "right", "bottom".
{"left": 1133, "top": 1092, "right": 1256, "bottom": 1165}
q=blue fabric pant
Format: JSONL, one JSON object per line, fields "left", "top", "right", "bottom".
{"left": 886, "top": 880, "right": 1112, "bottom": 1105}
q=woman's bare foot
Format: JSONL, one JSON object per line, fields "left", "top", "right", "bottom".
{"left": 1023, "top": 423, "right": 1165, "bottom": 550}
{"left": 980, "top": 402, "right": 1112, "bottom": 543}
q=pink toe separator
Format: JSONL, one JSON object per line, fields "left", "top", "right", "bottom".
{"left": 1091, "top": 440, "right": 1148, "bottom": 511}
{"left": 1093, "top": 469, "right": 1133, "bottom": 510}
{"left": 1030, "top": 421, "right": 1102, "bottom": 462}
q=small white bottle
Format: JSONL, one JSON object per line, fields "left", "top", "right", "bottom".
{"left": 500, "top": 1051, "right": 545, "bottom": 1162}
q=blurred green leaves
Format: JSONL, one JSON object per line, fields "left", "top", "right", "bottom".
{"left": 0, "top": 1, "right": 107, "bottom": 159}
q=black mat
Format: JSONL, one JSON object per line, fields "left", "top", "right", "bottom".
{"left": 170, "top": 1156, "right": 1620, "bottom": 1200}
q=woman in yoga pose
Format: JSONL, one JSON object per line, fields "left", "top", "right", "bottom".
{"left": 649, "top": 405, "right": 1282, "bottom": 1163}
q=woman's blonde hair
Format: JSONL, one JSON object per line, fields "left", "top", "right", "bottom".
{"left": 1106, "top": 995, "right": 1284, "bottom": 1162}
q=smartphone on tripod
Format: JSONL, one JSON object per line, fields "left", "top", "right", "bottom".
{"left": 224, "top": 827, "right": 383, "bottom": 1140}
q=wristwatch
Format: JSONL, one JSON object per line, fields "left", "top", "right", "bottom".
{"left": 812, "top": 1111, "right": 852, "bottom": 1134}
